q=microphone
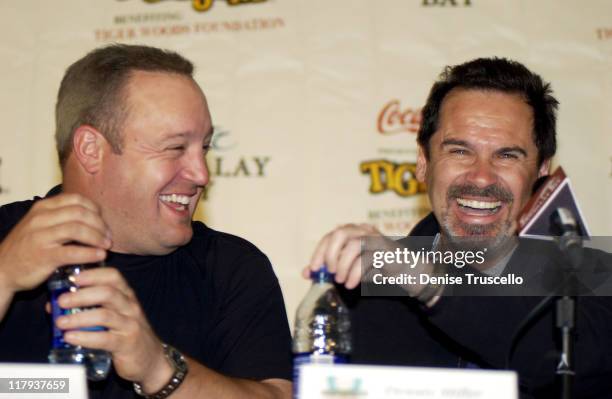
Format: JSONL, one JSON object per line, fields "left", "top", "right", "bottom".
{"left": 510, "top": 169, "right": 599, "bottom": 397}
{"left": 550, "top": 207, "right": 583, "bottom": 269}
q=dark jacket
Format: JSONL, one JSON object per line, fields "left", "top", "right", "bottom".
{"left": 340, "top": 213, "right": 612, "bottom": 398}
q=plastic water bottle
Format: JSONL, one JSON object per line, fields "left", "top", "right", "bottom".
{"left": 48, "top": 263, "right": 111, "bottom": 381}
{"left": 292, "top": 265, "right": 351, "bottom": 398}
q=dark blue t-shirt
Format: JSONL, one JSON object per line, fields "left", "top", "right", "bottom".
{"left": 0, "top": 191, "right": 292, "bottom": 398}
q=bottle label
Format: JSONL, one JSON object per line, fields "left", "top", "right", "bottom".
{"left": 49, "top": 278, "right": 105, "bottom": 349}
{"left": 293, "top": 353, "right": 348, "bottom": 398}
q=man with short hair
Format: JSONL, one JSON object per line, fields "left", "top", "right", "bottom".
{"left": 0, "top": 44, "right": 292, "bottom": 399}
{"left": 305, "top": 58, "right": 612, "bottom": 397}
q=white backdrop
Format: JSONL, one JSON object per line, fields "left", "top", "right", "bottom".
{"left": 1, "top": 0, "right": 611, "bottom": 325}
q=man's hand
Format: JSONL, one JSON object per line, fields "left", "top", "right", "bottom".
{"left": 303, "top": 223, "right": 385, "bottom": 289}
{"left": 55, "top": 267, "right": 172, "bottom": 392}
{"left": 0, "top": 194, "right": 111, "bottom": 295}
{"left": 304, "top": 223, "right": 435, "bottom": 300}
{"left": 56, "top": 266, "right": 293, "bottom": 398}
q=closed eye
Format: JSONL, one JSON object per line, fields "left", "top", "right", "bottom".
{"left": 441, "top": 139, "right": 471, "bottom": 157}
{"left": 496, "top": 146, "right": 527, "bottom": 160}
{"left": 499, "top": 152, "right": 519, "bottom": 159}
{"left": 449, "top": 148, "right": 469, "bottom": 156}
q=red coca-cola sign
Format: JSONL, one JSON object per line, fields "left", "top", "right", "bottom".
{"left": 377, "top": 100, "right": 421, "bottom": 135}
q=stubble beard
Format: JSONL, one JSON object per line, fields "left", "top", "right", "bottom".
{"left": 438, "top": 207, "right": 522, "bottom": 275}
{"left": 438, "top": 182, "right": 516, "bottom": 253}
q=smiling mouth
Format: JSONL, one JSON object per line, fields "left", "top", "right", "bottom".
{"left": 160, "top": 194, "right": 191, "bottom": 212}
{"left": 456, "top": 198, "right": 502, "bottom": 215}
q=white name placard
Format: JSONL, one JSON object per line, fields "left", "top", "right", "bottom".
{"left": 299, "top": 363, "right": 517, "bottom": 399}
{"left": 0, "top": 363, "right": 88, "bottom": 399}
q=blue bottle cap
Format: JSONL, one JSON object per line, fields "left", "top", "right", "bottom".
{"left": 310, "top": 264, "right": 334, "bottom": 282}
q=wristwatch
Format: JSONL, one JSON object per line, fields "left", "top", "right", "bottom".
{"left": 133, "top": 343, "right": 189, "bottom": 399}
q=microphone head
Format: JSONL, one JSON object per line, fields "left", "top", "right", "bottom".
{"left": 550, "top": 207, "right": 578, "bottom": 236}
{"left": 550, "top": 207, "right": 584, "bottom": 269}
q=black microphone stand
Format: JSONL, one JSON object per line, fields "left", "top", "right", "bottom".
{"left": 555, "top": 291, "right": 575, "bottom": 399}
{"left": 551, "top": 207, "right": 587, "bottom": 399}
{"left": 555, "top": 240, "right": 584, "bottom": 399}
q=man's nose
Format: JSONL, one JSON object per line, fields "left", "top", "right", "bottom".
{"left": 183, "top": 151, "right": 209, "bottom": 187}
{"left": 465, "top": 157, "right": 498, "bottom": 188}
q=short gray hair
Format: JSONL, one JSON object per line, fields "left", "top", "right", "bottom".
{"left": 55, "top": 44, "right": 194, "bottom": 167}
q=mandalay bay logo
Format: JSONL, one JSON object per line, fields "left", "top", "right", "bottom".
{"left": 119, "top": 0, "right": 267, "bottom": 12}
{"left": 200, "top": 126, "right": 271, "bottom": 201}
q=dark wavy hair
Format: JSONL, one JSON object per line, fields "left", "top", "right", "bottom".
{"left": 418, "top": 57, "right": 558, "bottom": 165}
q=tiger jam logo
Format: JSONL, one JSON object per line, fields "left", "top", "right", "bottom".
{"left": 127, "top": 0, "right": 267, "bottom": 12}
{"left": 361, "top": 100, "right": 426, "bottom": 197}
{"left": 360, "top": 159, "right": 427, "bottom": 197}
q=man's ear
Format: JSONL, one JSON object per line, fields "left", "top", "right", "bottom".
{"left": 416, "top": 145, "right": 428, "bottom": 183}
{"left": 72, "top": 125, "right": 105, "bottom": 174}
{"left": 538, "top": 158, "right": 552, "bottom": 178}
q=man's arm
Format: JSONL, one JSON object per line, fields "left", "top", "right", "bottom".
{"left": 0, "top": 194, "right": 110, "bottom": 321}
{"left": 0, "top": 277, "right": 14, "bottom": 322}
{"left": 146, "top": 357, "right": 291, "bottom": 399}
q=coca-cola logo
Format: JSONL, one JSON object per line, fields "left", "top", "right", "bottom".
{"left": 376, "top": 100, "right": 422, "bottom": 135}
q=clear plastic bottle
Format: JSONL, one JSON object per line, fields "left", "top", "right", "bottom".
{"left": 292, "top": 265, "right": 351, "bottom": 398}
{"left": 48, "top": 263, "right": 111, "bottom": 381}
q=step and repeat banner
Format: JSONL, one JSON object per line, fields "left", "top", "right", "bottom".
{"left": 1, "top": 0, "right": 611, "bottom": 321}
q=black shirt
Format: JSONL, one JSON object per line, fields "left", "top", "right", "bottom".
{"left": 340, "top": 213, "right": 612, "bottom": 398}
{"left": 0, "top": 192, "right": 292, "bottom": 398}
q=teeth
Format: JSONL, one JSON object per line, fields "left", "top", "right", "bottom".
{"left": 160, "top": 194, "right": 190, "bottom": 205}
{"left": 457, "top": 198, "right": 501, "bottom": 210}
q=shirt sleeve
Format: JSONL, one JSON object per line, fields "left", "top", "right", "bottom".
{"left": 0, "top": 199, "right": 35, "bottom": 240}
